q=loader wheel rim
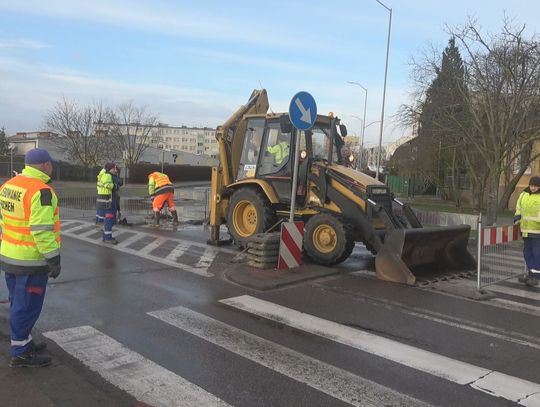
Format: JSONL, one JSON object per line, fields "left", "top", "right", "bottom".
{"left": 232, "top": 200, "right": 258, "bottom": 237}
{"left": 313, "top": 224, "right": 337, "bottom": 254}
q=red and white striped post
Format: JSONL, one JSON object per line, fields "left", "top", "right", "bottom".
{"left": 278, "top": 221, "right": 304, "bottom": 269}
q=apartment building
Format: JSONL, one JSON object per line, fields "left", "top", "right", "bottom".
{"left": 150, "top": 125, "right": 218, "bottom": 157}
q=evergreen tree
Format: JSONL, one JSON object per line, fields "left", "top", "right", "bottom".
{"left": 0, "top": 127, "right": 10, "bottom": 155}
{"left": 417, "top": 37, "right": 471, "bottom": 205}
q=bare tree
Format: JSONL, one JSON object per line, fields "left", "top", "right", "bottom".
{"left": 401, "top": 17, "right": 540, "bottom": 224}
{"left": 108, "top": 101, "right": 159, "bottom": 165}
{"left": 452, "top": 17, "right": 540, "bottom": 223}
{"left": 45, "top": 97, "right": 114, "bottom": 167}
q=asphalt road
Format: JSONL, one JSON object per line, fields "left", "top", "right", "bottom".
{"left": 1, "top": 221, "right": 539, "bottom": 406}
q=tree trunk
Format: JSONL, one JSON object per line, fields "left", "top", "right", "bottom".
{"left": 486, "top": 170, "right": 500, "bottom": 225}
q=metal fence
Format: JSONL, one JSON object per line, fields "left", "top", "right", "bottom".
{"left": 476, "top": 217, "right": 525, "bottom": 290}
{"left": 57, "top": 187, "right": 210, "bottom": 223}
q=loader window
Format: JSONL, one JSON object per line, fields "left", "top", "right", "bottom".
{"left": 237, "top": 119, "right": 265, "bottom": 180}
{"left": 311, "top": 127, "right": 334, "bottom": 162}
{"left": 259, "top": 126, "right": 292, "bottom": 176}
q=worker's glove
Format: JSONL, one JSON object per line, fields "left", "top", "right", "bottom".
{"left": 513, "top": 215, "right": 522, "bottom": 224}
{"left": 46, "top": 255, "right": 61, "bottom": 279}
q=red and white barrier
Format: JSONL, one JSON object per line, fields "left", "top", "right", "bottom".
{"left": 480, "top": 224, "right": 520, "bottom": 246}
{"left": 278, "top": 221, "right": 304, "bottom": 269}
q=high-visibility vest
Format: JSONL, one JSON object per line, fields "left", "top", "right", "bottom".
{"left": 96, "top": 169, "right": 114, "bottom": 208}
{"left": 97, "top": 169, "right": 114, "bottom": 196}
{"left": 515, "top": 190, "right": 540, "bottom": 237}
{"left": 148, "top": 172, "right": 173, "bottom": 196}
{"left": 267, "top": 141, "right": 290, "bottom": 165}
{"left": 0, "top": 166, "right": 61, "bottom": 274}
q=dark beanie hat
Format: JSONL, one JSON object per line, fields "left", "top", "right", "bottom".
{"left": 104, "top": 162, "right": 116, "bottom": 171}
{"left": 529, "top": 176, "right": 540, "bottom": 187}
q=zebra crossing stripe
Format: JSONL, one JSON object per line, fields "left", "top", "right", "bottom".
{"left": 220, "top": 295, "right": 540, "bottom": 406}
{"left": 43, "top": 326, "right": 230, "bottom": 407}
{"left": 486, "top": 284, "right": 540, "bottom": 301}
{"left": 148, "top": 306, "right": 429, "bottom": 407}
{"left": 61, "top": 223, "right": 213, "bottom": 277}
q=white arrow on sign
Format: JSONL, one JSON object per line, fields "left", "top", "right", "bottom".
{"left": 295, "top": 97, "right": 312, "bottom": 124}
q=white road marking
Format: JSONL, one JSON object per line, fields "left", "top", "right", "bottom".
{"left": 491, "top": 298, "right": 540, "bottom": 316}
{"left": 194, "top": 246, "right": 218, "bottom": 269}
{"left": 62, "top": 225, "right": 212, "bottom": 277}
{"left": 115, "top": 232, "right": 146, "bottom": 247}
{"left": 220, "top": 295, "right": 540, "bottom": 406}
{"left": 165, "top": 243, "right": 190, "bottom": 262}
{"left": 149, "top": 306, "right": 430, "bottom": 407}
{"left": 43, "top": 326, "right": 230, "bottom": 407}
{"left": 139, "top": 238, "right": 167, "bottom": 255}
{"left": 486, "top": 284, "right": 540, "bottom": 301}
{"left": 61, "top": 224, "right": 93, "bottom": 234}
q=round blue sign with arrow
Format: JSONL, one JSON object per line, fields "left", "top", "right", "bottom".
{"left": 289, "top": 91, "right": 317, "bottom": 131}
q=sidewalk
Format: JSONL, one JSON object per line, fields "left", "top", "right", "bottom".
{"left": 0, "top": 306, "right": 138, "bottom": 406}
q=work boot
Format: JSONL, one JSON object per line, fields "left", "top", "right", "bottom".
{"left": 153, "top": 212, "right": 160, "bottom": 227}
{"left": 525, "top": 278, "right": 539, "bottom": 287}
{"left": 171, "top": 210, "right": 179, "bottom": 226}
{"left": 10, "top": 350, "right": 51, "bottom": 368}
{"left": 518, "top": 275, "right": 529, "bottom": 284}
{"left": 30, "top": 340, "right": 47, "bottom": 354}
{"left": 103, "top": 238, "right": 118, "bottom": 245}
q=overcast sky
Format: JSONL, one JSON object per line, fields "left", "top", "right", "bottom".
{"left": 1, "top": 0, "right": 539, "bottom": 145}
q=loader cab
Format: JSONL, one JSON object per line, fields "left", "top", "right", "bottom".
{"left": 236, "top": 114, "right": 346, "bottom": 206}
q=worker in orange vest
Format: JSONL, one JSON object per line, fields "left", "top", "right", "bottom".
{"left": 148, "top": 171, "right": 178, "bottom": 227}
{"left": 0, "top": 148, "right": 61, "bottom": 367}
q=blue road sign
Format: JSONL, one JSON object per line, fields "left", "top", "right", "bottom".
{"left": 289, "top": 91, "right": 317, "bottom": 131}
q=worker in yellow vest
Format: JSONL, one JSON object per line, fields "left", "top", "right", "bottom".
{"left": 96, "top": 163, "right": 119, "bottom": 244}
{"left": 0, "top": 148, "right": 61, "bottom": 368}
{"left": 148, "top": 171, "right": 178, "bottom": 227}
{"left": 267, "top": 132, "right": 290, "bottom": 165}
{"left": 515, "top": 176, "right": 540, "bottom": 286}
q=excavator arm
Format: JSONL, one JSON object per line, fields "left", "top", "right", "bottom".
{"left": 215, "top": 89, "right": 269, "bottom": 186}
{"left": 208, "top": 89, "right": 270, "bottom": 245}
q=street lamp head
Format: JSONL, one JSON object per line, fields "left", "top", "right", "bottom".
{"left": 347, "top": 81, "right": 367, "bottom": 92}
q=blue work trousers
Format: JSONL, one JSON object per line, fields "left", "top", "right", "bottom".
{"left": 96, "top": 207, "right": 105, "bottom": 224}
{"left": 5, "top": 272, "right": 49, "bottom": 357}
{"left": 524, "top": 237, "right": 540, "bottom": 278}
{"left": 102, "top": 200, "right": 117, "bottom": 241}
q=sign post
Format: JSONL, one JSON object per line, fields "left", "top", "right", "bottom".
{"left": 288, "top": 91, "right": 317, "bottom": 222}
{"left": 278, "top": 92, "right": 317, "bottom": 269}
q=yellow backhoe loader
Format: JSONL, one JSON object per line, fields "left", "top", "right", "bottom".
{"left": 208, "top": 89, "right": 476, "bottom": 285}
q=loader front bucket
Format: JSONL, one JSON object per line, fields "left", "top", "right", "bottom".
{"left": 375, "top": 225, "right": 476, "bottom": 285}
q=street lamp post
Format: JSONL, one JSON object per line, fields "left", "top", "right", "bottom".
{"left": 375, "top": 0, "right": 392, "bottom": 181}
{"left": 350, "top": 116, "right": 381, "bottom": 171}
{"left": 8, "top": 143, "right": 15, "bottom": 177}
{"left": 161, "top": 149, "right": 165, "bottom": 173}
{"left": 347, "top": 81, "right": 368, "bottom": 170}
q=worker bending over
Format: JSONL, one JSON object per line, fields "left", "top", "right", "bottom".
{"left": 148, "top": 171, "right": 178, "bottom": 227}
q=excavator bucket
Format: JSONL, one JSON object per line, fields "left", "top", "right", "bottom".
{"left": 375, "top": 225, "right": 476, "bottom": 285}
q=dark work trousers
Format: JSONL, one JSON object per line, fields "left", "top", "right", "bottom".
{"left": 102, "top": 200, "right": 117, "bottom": 241}
{"left": 5, "top": 272, "right": 48, "bottom": 357}
{"left": 523, "top": 237, "right": 540, "bottom": 277}
{"left": 95, "top": 207, "right": 105, "bottom": 225}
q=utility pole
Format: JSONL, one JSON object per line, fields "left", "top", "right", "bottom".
{"left": 375, "top": 0, "right": 392, "bottom": 181}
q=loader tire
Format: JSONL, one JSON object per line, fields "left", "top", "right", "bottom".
{"left": 304, "top": 214, "right": 355, "bottom": 266}
{"left": 227, "top": 188, "right": 276, "bottom": 248}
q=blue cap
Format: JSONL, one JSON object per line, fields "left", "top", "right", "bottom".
{"left": 25, "top": 148, "right": 57, "bottom": 165}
